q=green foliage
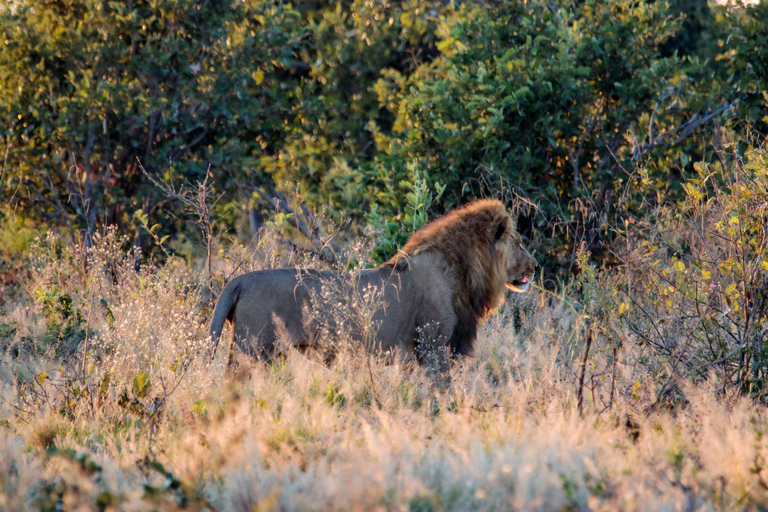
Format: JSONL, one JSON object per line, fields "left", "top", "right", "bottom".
{"left": 36, "top": 447, "right": 208, "bottom": 511}
{"left": 133, "top": 209, "right": 170, "bottom": 254}
{"left": 409, "top": 495, "right": 437, "bottom": 512}
{"left": 34, "top": 285, "right": 85, "bottom": 353}
{"left": 0, "top": 210, "right": 44, "bottom": 257}
{"left": 0, "top": 0, "right": 766, "bottom": 274}
{"left": 324, "top": 383, "right": 347, "bottom": 409}
{"left": 0, "top": 321, "right": 17, "bottom": 344}
{"left": 0, "top": 0, "right": 305, "bottom": 241}
{"left": 0, "top": 210, "right": 46, "bottom": 299}
{"left": 368, "top": 1, "right": 683, "bottom": 197}
{"left": 132, "top": 372, "right": 152, "bottom": 399}
{"left": 725, "top": 2, "right": 768, "bottom": 134}
{"left": 366, "top": 160, "right": 445, "bottom": 263}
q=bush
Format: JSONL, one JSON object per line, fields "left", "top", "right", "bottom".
{"left": 9, "top": 228, "right": 213, "bottom": 430}
{"left": 624, "top": 148, "right": 768, "bottom": 400}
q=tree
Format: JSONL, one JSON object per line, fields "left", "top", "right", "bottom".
{"left": 0, "top": 0, "right": 304, "bottom": 246}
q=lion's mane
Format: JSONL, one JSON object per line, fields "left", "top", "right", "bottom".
{"left": 387, "top": 199, "right": 513, "bottom": 356}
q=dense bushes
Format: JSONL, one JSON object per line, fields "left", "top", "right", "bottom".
{"left": 0, "top": 0, "right": 306, "bottom": 243}
{"left": 1, "top": 0, "right": 766, "bottom": 273}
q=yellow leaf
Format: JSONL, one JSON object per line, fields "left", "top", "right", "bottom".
{"left": 720, "top": 259, "right": 735, "bottom": 271}
{"left": 252, "top": 70, "right": 264, "bottom": 85}
{"left": 436, "top": 38, "right": 454, "bottom": 53}
{"left": 725, "top": 283, "right": 737, "bottom": 295}
{"left": 673, "top": 260, "right": 685, "bottom": 272}
{"left": 761, "top": 261, "right": 768, "bottom": 272}
{"left": 701, "top": 269, "right": 711, "bottom": 280}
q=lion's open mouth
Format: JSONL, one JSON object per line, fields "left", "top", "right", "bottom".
{"left": 506, "top": 275, "right": 532, "bottom": 293}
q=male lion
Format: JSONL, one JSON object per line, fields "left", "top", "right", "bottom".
{"left": 209, "top": 199, "right": 536, "bottom": 366}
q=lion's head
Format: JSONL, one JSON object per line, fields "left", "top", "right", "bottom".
{"left": 498, "top": 220, "right": 537, "bottom": 294}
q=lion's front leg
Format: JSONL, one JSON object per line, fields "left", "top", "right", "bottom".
{"left": 415, "top": 317, "right": 456, "bottom": 387}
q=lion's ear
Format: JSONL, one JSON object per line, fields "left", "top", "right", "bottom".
{"left": 493, "top": 220, "right": 506, "bottom": 242}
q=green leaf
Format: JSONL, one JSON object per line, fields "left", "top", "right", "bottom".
{"left": 514, "top": 86, "right": 533, "bottom": 99}
{"left": 193, "top": 399, "right": 208, "bottom": 416}
{"left": 133, "top": 210, "right": 148, "bottom": 225}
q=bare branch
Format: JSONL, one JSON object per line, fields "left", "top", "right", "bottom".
{"left": 648, "top": 102, "right": 659, "bottom": 145}
{"left": 236, "top": 180, "right": 346, "bottom": 265}
{"left": 138, "top": 160, "right": 220, "bottom": 279}
{"left": 633, "top": 102, "right": 732, "bottom": 161}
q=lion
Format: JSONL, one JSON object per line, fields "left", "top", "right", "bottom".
{"left": 209, "top": 199, "right": 537, "bottom": 367}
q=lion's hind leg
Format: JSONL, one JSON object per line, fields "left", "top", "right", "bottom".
{"left": 268, "top": 313, "right": 324, "bottom": 365}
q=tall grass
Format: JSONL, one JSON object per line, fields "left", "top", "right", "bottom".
{"left": 1, "top": 151, "right": 768, "bottom": 511}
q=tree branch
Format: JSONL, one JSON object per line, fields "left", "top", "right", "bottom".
{"left": 633, "top": 102, "right": 732, "bottom": 161}
{"left": 236, "top": 180, "right": 346, "bottom": 265}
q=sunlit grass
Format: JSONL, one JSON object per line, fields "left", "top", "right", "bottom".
{"left": 1, "top": 229, "right": 768, "bottom": 511}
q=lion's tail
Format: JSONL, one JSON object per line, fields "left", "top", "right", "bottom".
{"left": 208, "top": 280, "right": 240, "bottom": 361}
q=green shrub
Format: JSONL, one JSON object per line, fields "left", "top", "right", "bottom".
{"left": 34, "top": 285, "right": 85, "bottom": 357}
{"left": 365, "top": 160, "right": 445, "bottom": 264}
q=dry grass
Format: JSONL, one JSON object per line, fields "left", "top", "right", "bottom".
{"left": 1, "top": 230, "right": 768, "bottom": 511}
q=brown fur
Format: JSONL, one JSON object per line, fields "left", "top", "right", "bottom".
{"left": 209, "top": 199, "right": 537, "bottom": 365}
